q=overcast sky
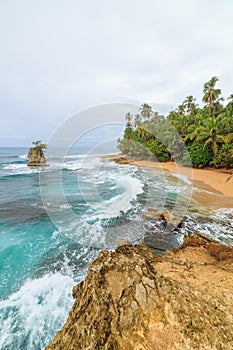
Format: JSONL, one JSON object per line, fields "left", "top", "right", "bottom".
{"left": 0, "top": 0, "right": 233, "bottom": 146}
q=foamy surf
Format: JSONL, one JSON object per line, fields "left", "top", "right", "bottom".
{"left": 0, "top": 273, "right": 75, "bottom": 350}
{"left": 2, "top": 163, "right": 41, "bottom": 176}
{"left": 19, "top": 154, "right": 28, "bottom": 159}
{"left": 1, "top": 147, "right": 233, "bottom": 350}
{"left": 88, "top": 175, "right": 144, "bottom": 218}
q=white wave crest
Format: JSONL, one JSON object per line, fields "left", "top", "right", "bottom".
{"left": 0, "top": 273, "right": 75, "bottom": 350}
{"left": 19, "top": 154, "right": 27, "bottom": 159}
{"left": 2, "top": 163, "right": 41, "bottom": 175}
{"left": 89, "top": 175, "right": 144, "bottom": 219}
{"left": 64, "top": 162, "right": 81, "bottom": 170}
{"left": 65, "top": 154, "right": 87, "bottom": 159}
{"left": 3, "top": 164, "right": 27, "bottom": 170}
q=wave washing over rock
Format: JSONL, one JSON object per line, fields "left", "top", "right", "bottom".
{"left": 46, "top": 234, "right": 233, "bottom": 350}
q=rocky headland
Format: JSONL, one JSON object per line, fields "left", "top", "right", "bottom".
{"left": 46, "top": 233, "right": 233, "bottom": 350}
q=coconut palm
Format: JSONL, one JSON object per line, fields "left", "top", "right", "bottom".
{"left": 183, "top": 95, "right": 197, "bottom": 115}
{"left": 223, "top": 134, "right": 233, "bottom": 145}
{"left": 197, "top": 117, "right": 224, "bottom": 155}
{"left": 139, "top": 103, "right": 153, "bottom": 120}
{"left": 227, "top": 94, "right": 233, "bottom": 103}
{"left": 151, "top": 112, "right": 165, "bottom": 124}
{"left": 185, "top": 125, "right": 203, "bottom": 144}
{"left": 133, "top": 114, "right": 142, "bottom": 128}
{"left": 225, "top": 94, "right": 233, "bottom": 118}
{"left": 125, "top": 112, "right": 133, "bottom": 127}
{"left": 202, "top": 77, "right": 223, "bottom": 117}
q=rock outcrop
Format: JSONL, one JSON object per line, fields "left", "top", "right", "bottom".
{"left": 46, "top": 234, "right": 233, "bottom": 350}
{"left": 27, "top": 147, "right": 47, "bottom": 166}
{"left": 142, "top": 207, "right": 183, "bottom": 228}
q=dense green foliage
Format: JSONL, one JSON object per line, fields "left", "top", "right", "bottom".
{"left": 32, "top": 140, "right": 47, "bottom": 151}
{"left": 118, "top": 77, "right": 233, "bottom": 168}
{"left": 211, "top": 144, "right": 233, "bottom": 168}
{"left": 181, "top": 143, "right": 212, "bottom": 168}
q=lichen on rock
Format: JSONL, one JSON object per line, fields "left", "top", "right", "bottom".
{"left": 46, "top": 235, "right": 233, "bottom": 350}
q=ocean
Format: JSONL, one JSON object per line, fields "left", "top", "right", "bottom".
{"left": 0, "top": 145, "right": 232, "bottom": 350}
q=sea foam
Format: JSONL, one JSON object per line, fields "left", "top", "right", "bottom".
{"left": 0, "top": 273, "right": 75, "bottom": 350}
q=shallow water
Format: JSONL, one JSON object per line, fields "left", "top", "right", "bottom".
{"left": 0, "top": 146, "right": 232, "bottom": 349}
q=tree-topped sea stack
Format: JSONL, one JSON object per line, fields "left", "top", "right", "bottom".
{"left": 27, "top": 140, "right": 47, "bottom": 166}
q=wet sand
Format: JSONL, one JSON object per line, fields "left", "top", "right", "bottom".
{"left": 105, "top": 154, "right": 233, "bottom": 208}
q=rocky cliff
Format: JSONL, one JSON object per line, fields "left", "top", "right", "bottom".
{"left": 27, "top": 147, "right": 47, "bottom": 166}
{"left": 46, "top": 234, "right": 233, "bottom": 350}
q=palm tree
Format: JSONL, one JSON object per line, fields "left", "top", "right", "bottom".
{"left": 227, "top": 94, "right": 233, "bottom": 103}
{"left": 151, "top": 112, "right": 165, "bottom": 124}
{"left": 136, "top": 127, "right": 145, "bottom": 140}
{"left": 133, "top": 114, "right": 142, "bottom": 128}
{"left": 139, "top": 103, "right": 153, "bottom": 120}
{"left": 216, "top": 112, "right": 232, "bottom": 135}
{"left": 223, "top": 133, "right": 233, "bottom": 144}
{"left": 183, "top": 95, "right": 197, "bottom": 115}
{"left": 185, "top": 126, "right": 201, "bottom": 143}
{"left": 202, "top": 77, "right": 223, "bottom": 117}
{"left": 225, "top": 94, "right": 233, "bottom": 117}
{"left": 167, "top": 106, "right": 189, "bottom": 138}
{"left": 163, "top": 124, "right": 184, "bottom": 160}
{"left": 197, "top": 117, "right": 224, "bottom": 155}
{"left": 178, "top": 103, "right": 186, "bottom": 115}
{"left": 125, "top": 112, "right": 133, "bottom": 127}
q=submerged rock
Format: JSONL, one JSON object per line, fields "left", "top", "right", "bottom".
{"left": 46, "top": 235, "right": 233, "bottom": 350}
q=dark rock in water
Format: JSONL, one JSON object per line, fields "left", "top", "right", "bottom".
{"left": 46, "top": 234, "right": 233, "bottom": 350}
{"left": 114, "top": 157, "right": 131, "bottom": 164}
{"left": 27, "top": 147, "right": 47, "bottom": 166}
{"left": 142, "top": 207, "right": 183, "bottom": 228}
{"left": 144, "top": 230, "right": 180, "bottom": 253}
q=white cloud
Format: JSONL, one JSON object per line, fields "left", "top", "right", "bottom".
{"left": 0, "top": 0, "right": 233, "bottom": 145}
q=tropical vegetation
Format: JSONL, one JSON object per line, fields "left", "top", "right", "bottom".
{"left": 118, "top": 77, "right": 233, "bottom": 168}
{"left": 32, "top": 140, "right": 47, "bottom": 151}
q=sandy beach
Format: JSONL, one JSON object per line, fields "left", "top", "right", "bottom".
{"left": 105, "top": 154, "right": 233, "bottom": 208}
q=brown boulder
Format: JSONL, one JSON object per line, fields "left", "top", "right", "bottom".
{"left": 142, "top": 207, "right": 183, "bottom": 228}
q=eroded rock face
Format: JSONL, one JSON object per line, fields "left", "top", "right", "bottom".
{"left": 46, "top": 236, "right": 233, "bottom": 350}
{"left": 27, "top": 147, "right": 46, "bottom": 166}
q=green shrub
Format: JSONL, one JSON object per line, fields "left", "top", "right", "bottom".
{"left": 118, "top": 138, "right": 131, "bottom": 154}
{"left": 211, "top": 143, "right": 233, "bottom": 168}
{"left": 129, "top": 142, "right": 148, "bottom": 159}
{"left": 181, "top": 142, "right": 212, "bottom": 168}
{"left": 146, "top": 139, "right": 170, "bottom": 162}
{"left": 118, "top": 139, "right": 149, "bottom": 159}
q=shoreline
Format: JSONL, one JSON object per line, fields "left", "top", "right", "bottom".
{"left": 104, "top": 154, "right": 233, "bottom": 208}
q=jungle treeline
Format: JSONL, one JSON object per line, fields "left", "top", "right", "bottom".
{"left": 118, "top": 77, "right": 233, "bottom": 168}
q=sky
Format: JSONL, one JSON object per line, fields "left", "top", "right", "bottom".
{"left": 0, "top": 0, "right": 233, "bottom": 146}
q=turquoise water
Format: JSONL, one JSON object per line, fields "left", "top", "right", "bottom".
{"left": 0, "top": 146, "right": 232, "bottom": 349}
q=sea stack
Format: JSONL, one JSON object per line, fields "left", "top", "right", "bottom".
{"left": 27, "top": 140, "right": 47, "bottom": 166}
